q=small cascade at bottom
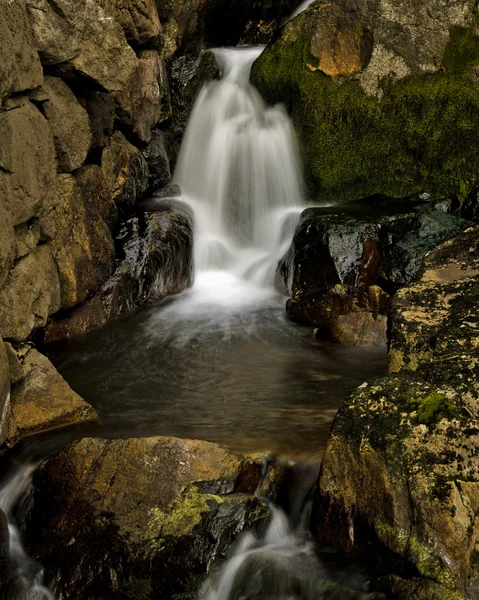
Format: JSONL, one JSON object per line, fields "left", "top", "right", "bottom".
{"left": 0, "top": 463, "right": 55, "bottom": 600}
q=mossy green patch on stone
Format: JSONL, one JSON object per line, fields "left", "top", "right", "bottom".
{"left": 146, "top": 486, "right": 223, "bottom": 555}
{"left": 251, "top": 26, "right": 479, "bottom": 202}
{"left": 408, "top": 392, "right": 454, "bottom": 427}
{"left": 124, "top": 577, "right": 152, "bottom": 600}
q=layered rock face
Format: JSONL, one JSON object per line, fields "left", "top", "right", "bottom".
{"left": 251, "top": 0, "right": 479, "bottom": 202}
{"left": 26, "top": 436, "right": 269, "bottom": 599}
{"left": 314, "top": 227, "right": 479, "bottom": 599}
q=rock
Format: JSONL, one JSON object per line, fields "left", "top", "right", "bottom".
{"left": 0, "top": 341, "right": 11, "bottom": 444}
{"left": 0, "top": 204, "right": 15, "bottom": 290}
{"left": 251, "top": 1, "right": 479, "bottom": 201}
{"left": 0, "top": 0, "right": 43, "bottom": 104}
{"left": 0, "top": 245, "right": 60, "bottom": 342}
{"left": 142, "top": 130, "right": 172, "bottom": 192}
{"left": 101, "top": 130, "right": 149, "bottom": 208}
{"left": 314, "top": 227, "right": 479, "bottom": 599}
{"left": 100, "top": 0, "right": 162, "bottom": 48}
{"left": 32, "top": 77, "right": 92, "bottom": 172}
{"left": 40, "top": 172, "right": 115, "bottom": 310}
{"left": 6, "top": 348, "right": 97, "bottom": 446}
{"left": 26, "top": 436, "right": 269, "bottom": 598}
{"left": 279, "top": 196, "right": 471, "bottom": 332}
{"left": 45, "top": 206, "right": 193, "bottom": 341}
{"left": 460, "top": 186, "right": 479, "bottom": 223}
{"left": 13, "top": 221, "right": 41, "bottom": 260}
{"left": 329, "top": 312, "right": 387, "bottom": 346}
{"left": 27, "top": 0, "right": 137, "bottom": 93}
{"left": 114, "top": 49, "right": 171, "bottom": 143}
{"left": 79, "top": 91, "right": 116, "bottom": 151}
{"left": 0, "top": 102, "right": 56, "bottom": 227}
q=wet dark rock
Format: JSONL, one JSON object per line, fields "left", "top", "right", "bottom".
{"left": 44, "top": 206, "right": 193, "bottom": 342}
{"left": 315, "top": 227, "right": 479, "bottom": 600}
{"left": 0, "top": 509, "right": 9, "bottom": 584}
{"left": 278, "top": 195, "right": 471, "bottom": 339}
{"left": 141, "top": 130, "right": 171, "bottom": 193}
{"left": 26, "top": 436, "right": 270, "bottom": 599}
{"left": 460, "top": 186, "right": 479, "bottom": 223}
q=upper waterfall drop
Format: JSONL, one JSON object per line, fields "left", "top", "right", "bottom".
{"left": 173, "top": 46, "right": 304, "bottom": 288}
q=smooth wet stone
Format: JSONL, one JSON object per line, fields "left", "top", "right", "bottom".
{"left": 6, "top": 348, "right": 97, "bottom": 446}
{"left": 315, "top": 227, "right": 479, "bottom": 599}
{"left": 27, "top": 436, "right": 269, "bottom": 599}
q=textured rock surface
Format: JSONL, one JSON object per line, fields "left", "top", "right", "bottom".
{"left": 27, "top": 436, "right": 269, "bottom": 598}
{"left": 251, "top": 0, "right": 479, "bottom": 201}
{"left": 33, "top": 77, "right": 92, "bottom": 172}
{"left": 315, "top": 227, "right": 479, "bottom": 599}
{"left": 6, "top": 348, "right": 97, "bottom": 446}
{"left": 0, "top": 341, "right": 11, "bottom": 444}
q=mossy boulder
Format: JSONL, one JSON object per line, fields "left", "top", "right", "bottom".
{"left": 251, "top": 0, "right": 479, "bottom": 201}
{"left": 25, "top": 436, "right": 269, "bottom": 599}
{"left": 314, "top": 227, "right": 479, "bottom": 599}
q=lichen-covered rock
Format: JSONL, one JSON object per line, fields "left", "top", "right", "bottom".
{"left": 0, "top": 245, "right": 60, "bottom": 342}
{"left": 114, "top": 50, "right": 171, "bottom": 143}
{"left": 44, "top": 206, "right": 193, "bottom": 341}
{"left": 26, "top": 436, "right": 269, "bottom": 599}
{"left": 27, "top": 0, "right": 137, "bottom": 92}
{"left": 251, "top": 1, "right": 479, "bottom": 201}
{"left": 100, "top": 0, "right": 162, "bottom": 47}
{"left": 0, "top": 0, "right": 43, "bottom": 104}
{"left": 33, "top": 77, "right": 92, "bottom": 172}
{"left": 0, "top": 102, "right": 56, "bottom": 226}
{"left": 315, "top": 227, "right": 479, "bottom": 599}
{"left": 0, "top": 205, "right": 15, "bottom": 290}
{"left": 40, "top": 172, "right": 115, "bottom": 310}
{"left": 101, "top": 130, "right": 149, "bottom": 208}
{"left": 6, "top": 348, "right": 97, "bottom": 446}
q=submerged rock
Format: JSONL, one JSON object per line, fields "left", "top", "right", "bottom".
{"left": 315, "top": 227, "right": 479, "bottom": 599}
{"left": 26, "top": 436, "right": 269, "bottom": 599}
{"left": 279, "top": 195, "right": 471, "bottom": 341}
{"left": 6, "top": 347, "right": 97, "bottom": 447}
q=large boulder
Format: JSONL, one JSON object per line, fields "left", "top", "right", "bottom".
{"left": 27, "top": 0, "right": 137, "bottom": 92}
{"left": 26, "top": 436, "right": 269, "bottom": 599}
{"left": 32, "top": 77, "right": 92, "bottom": 172}
{"left": 45, "top": 204, "right": 193, "bottom": 342}
{"left": 6, "top": 347, "right": 97, "bottom": 446}
{"left": 0, "top": 341, "right": 11, "bottom": 444}
{"left": 251, "top": 0, "right": 479, "bottom": 201}
{"left": 40, "top": 172, "right": 115, "bottom": 310}
{"left": 279, "top": 195, "right": 470, "bottom": 335}
{"left": 315, "top": 227, "right": 479, "bottom": 599}
{"left": 0, "top": 0, "right": 43, "bottom": 104}
{"left": 0, "top": 101, "right": 57, "bottom": 227}
{"left": 0, "top": 245, "right": 61, "bottom": 342}
{"left": 99, "top": 0, "right": 162, "bottom": 48}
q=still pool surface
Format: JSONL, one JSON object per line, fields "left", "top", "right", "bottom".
{"left": 48, "top": 281, "right": 387, "bottom": 459}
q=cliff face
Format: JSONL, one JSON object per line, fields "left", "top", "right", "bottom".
{"left": 251, "top": 0, "right": 479, "bottom": 203}
{"left": 0, "top": 0, "right": 296, "bottom": 446}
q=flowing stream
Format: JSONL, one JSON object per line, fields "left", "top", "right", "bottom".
{"left": 0, "top": 45, "right": 387, "bottom": 599}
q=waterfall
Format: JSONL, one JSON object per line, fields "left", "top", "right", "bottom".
{"left": 173, "top": 46, "right": 304, "bottom": 289}
{"left": 0, "top": 463, "right": 55, "bottom": 600}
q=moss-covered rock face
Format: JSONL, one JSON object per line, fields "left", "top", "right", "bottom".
{"left": 315, "top": 227, "right": 479, "bottom": 599}
{"left": 26, "top": 436, "right": 269, "bottom": 599}
{"left": 251, "top": 0, "right": 479, "bottom": 202}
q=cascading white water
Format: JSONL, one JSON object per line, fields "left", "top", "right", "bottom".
{"left": 173, "top": 46, "right": 304, "bottom": 289}
{"left": 288, "top": 0, "right": 316, "bottom": 20}
{"left": 0, "top": 463, "right": 55, "bottom": 600}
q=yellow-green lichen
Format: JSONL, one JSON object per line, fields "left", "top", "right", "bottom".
{"left": 408, "top": 392, "right": 454, "bottom": 426}
{"left": 146, "top": 486, "right": 223, "bottom": 555}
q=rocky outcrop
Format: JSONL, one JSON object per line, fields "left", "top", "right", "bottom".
{"left": 315, "top": 227, "right": 479, "bottom": 599}
{"left": 45, "top": 203, "right": 193, "bottom": 342}
{"left": 6, "top": 347, "right": 97, "bottom": 446}
{"left": 279, "top": 194, "right": 470, "bottom": 341}
{"left": 26, "top": 436, "right": 269, "bottom": 599}
{"left": 251, "top": 0, "right": 479, "bottom": 202}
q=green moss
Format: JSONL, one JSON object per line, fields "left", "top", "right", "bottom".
{"left": 146, "top": 486, "right": 223, "bottom": 555}
{"left": 124, "top": 578, "right": 152, "bottom": 600}
{"left": 408, "top": 392, "right": 454, "bottom": 426}
{"left": 251, "top": 25, "right": 479, "bottom": 202}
